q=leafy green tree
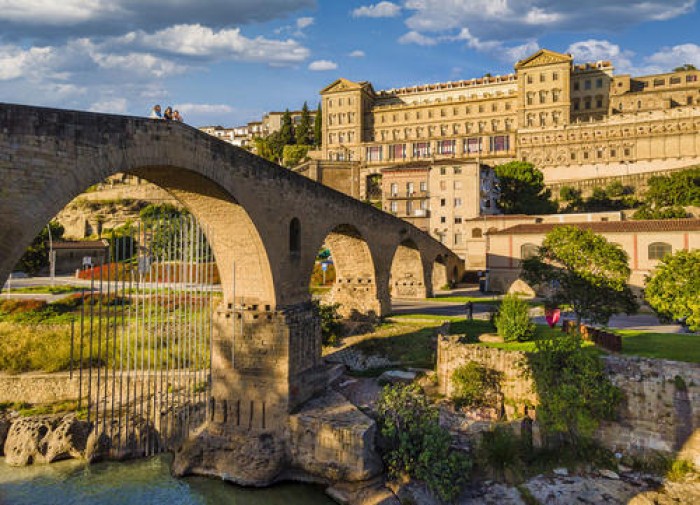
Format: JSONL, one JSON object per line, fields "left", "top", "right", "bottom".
{"left": 314, "top": 103, "right": 322, "bottom": 147}
{"left": 521, "top": 226, "right": 638, "bottom": 325}
{"left": 295, "top": 101, "right": 311, "bottom": 145}
{"left": 529, "top": 332, "right": 622, "bottom": 445}
{"left": 494, "top": 161, "right": 556, "bottom": 214}
{"left": 644, "top": 249, "right": 700, "bottom": 331}
{"left": 632, "top": 205, "right": 688, "bottom": 220}
{"left": 279, "top": 109, "right": 294, "bottom": 147}
{"left": 494, "top": 294, "right": 536, "bottom": 342}
{"left": 644, "top": 167, "right": 700, "bottom": 208}
{"left": 282, "top": 144, "right": 310, "bottom": 167}
{"left": 16, "top": 221, "right": 65, "bottom": 275}
{"left": 673, "top": 63, "right": 697, "bottom": 71}
{"left": 377, "top": 384, "right": 471, "bottom": 502}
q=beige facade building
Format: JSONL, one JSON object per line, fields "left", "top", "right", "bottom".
{"left": 486, "top": 219, "right": 700, "bottom": 295}
{"left": 319, "top": 49, "right": 700, "bottom": 193}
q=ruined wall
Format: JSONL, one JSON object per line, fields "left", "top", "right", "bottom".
{"left": 437, "top": 335, "right": 700, "bottom": 465}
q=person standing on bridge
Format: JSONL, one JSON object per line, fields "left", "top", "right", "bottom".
{"left": 173, "top": 109, "right": 184, "bottom": 122}
{"left": 150, "top": 104, "right": 162, "bottom": 119}
{"left": 163, "top": 106, "right": 173, "bottom": 120}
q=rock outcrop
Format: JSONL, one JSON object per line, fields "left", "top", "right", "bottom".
{"left": 4, "top": 415, "right": 91, "bottom": 466}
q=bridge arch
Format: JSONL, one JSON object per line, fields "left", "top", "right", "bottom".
{"left": 432, "top": 254, "right": 449, "bottom": 291}
{"left": 389, "top": 238, "right": 428, "bottom": 299}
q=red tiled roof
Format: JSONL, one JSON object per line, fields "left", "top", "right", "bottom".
{"left": 491, "top": 219, "right": 700, "bottom": 235}
{"left": 53, "top": 240, "right": 109, "bottom": 250}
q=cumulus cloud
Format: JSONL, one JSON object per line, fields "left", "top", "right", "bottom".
{"left": 0, "top": 0, "right": 317, "bottom": 39}
{"left": 398, "top": 31, "right": 437, "bottom": 46}
{"left": 174, "top": 103, "right": 234, "bottom": 115}
{"left": 567, "top": 39, "right": 635, "bottom": 73}
{"left": 296, "top": 17, "right": 314, "bottom": 29}
{"left": 126, "top": 24, "right": 309, "bottom": 64}
{"left": 352, "top": 2, "right": 401, "bottom": 18}
{"left": 644, "top": 43, "right": 700, "bottom": 73}
{"left": 0, "top": 45, "right": 54, "bottom": 80}
{"left": 89, "top": 97, "right": 129, "bottom": 114}
{"left": 402, "top": 1, "right": 695, "bottom": 48}
{"left": 349, "top": 50, "right": 365, "bottom": 58}
{"left": 308, "top": 59, "right": 338, "bottom": 71}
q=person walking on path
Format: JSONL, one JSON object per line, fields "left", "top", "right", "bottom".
{"left": 150, "top": 104, "right": 162, "bottom": 119}
{"left": 465, "top": 301, "right": 474, "bottom": 320}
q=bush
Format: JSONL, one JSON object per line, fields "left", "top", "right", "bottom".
{"left": 313, "top": 301, "right": 343, "bottom": 346}
{"left": 451, "top": 361, "right": 502, "bottom": 408}
{"left": 377, "top": 384, "right": 471, "bottom": 502}
{"left": 494, "top": 294, "right": 535, "bottom": 342}
{"left": 528, "top": 332, "right": 622, "bottom": 444}
{"left": 477, "top": 425, "right": 525, "bottom": 482}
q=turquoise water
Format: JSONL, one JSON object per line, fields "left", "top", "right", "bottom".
{"left": 0, "top": 455, "right": 335, "bottom": 505}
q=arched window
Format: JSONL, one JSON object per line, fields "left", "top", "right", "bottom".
{"left": 289, "top": 218, "right": 301, "bottom": 255}
{"left": 521, "top": 243, "right": 539, "bottom": 260}
{"left": 471, "top": 228, "right": 482, "bottom": 238}
{"left": 648, "top": 242, "right": 671, "bottom": 260}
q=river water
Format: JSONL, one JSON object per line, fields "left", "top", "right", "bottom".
{"left": 0, "top": 455, "right": 335, "bottom": 505}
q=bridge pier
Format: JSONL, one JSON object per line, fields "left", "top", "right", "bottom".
{"left": 173, "top": 301, "right": 369, "bottom": 485}
{"left": 330, "top": 277, "right": 389, "bottom": 319}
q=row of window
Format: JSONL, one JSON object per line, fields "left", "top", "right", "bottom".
{"left": 369, "top": 136, "right": 510, "bottom": 160}
{"left": 525, "top": 71, "right": 560, "bottom": 84}
{"left": 376, "top": 120, "right": 514, "bottom": 141}
{"left": 388, "top": 199, "right": 429, "bottom": 214}
{"left": 389, "top": 181, "right": 428, "bottom": 195}
{"left": 327, "top": 112, "right": 356, "bottom": 125}
{"left": 327, "top": 97, "right": 354, "bottom": 108}
{"left": 328, "top": 131, "right": 355, "bottom": 144}
{"left": 526, "top": 89, "right": 562, "bottom": 105}
{"left": 572, "top": 96, "right": 605, "bottom": 110}
{"left": 525, "top": 111, "right": 562, "bottom": 127}
{"left": 642, "top": 75, "right": 698, "bottom": 87}
{"left": 520, "top": 242, "right": 672, "bottom": 260}
{"left": 573, "top": 77, "right": 605, "bottom": 92}
{"left": 378, "top": 101, "right": 514, "bottom": 123}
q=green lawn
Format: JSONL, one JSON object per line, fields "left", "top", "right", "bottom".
{"left": 616, "top": 330, "right": 700, "bottom": 363}
{"left": 427, "top": 295, "right": 543, "bottom": 307}
{"left": 7, "top": 285, "right": 83, "bottom": 294}
{"left": 351, "top": 322, "right": 440, "bottom": 369}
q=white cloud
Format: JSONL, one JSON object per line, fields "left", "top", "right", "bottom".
{"left": 349, "top": 50, "right": 365, "bottom": 58}
{"left": 130, "top": 24, "right": 309, "bottom": 65}
{"left": 296, "top": 17, "right": 314, "bottom": 29}
{"left": 92, "top": 52, "right": 183, "bottom": 78}
{"left": 0, "top": 0, "right": 118, "bottom": 25}
{"left": 398, "top": 31, "right": 437, "bottom": 46}
{"left": 352, "top": 2, "right": 401, "bottom": 18}
{"left": 567, "top": 39, "right": 635, "bottom": 73}
{"left": 0, "top": 0, "right": 316, "bottom": 39}
{"left": 646, "top": 44, "right": 700, "bottom": 71}
{"left": 308, "top": 59, "right": 338, "bottom": 71}
{"left": 504, "top": 41, "right": 541, "bottom": 62}
{"left": 0, "top": 45, "right": 54, "bottom": 80}
{"left": 174, "top": 103, "right": 234, "bottom": 115}
{"left": 89, "top": 97, "right": 129, "bottom": 114}
{"left": 402, "top": 1, "right": 695, "bottom": 49}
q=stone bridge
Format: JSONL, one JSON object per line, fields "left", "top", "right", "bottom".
{"left": 0, "top": 102, "right": 463, "bottom": 483}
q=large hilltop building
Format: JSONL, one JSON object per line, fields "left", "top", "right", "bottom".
{"left": 318, "top": 49, "right": 700, "bottom": 197}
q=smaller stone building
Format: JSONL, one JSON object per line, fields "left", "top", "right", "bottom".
{"left": 53, "top": 240, "right": 109, "bottom": 275}
{"left": 486, "top": 218, "right": 700, "bottom": 294}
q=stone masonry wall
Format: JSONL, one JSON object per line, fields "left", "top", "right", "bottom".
{"left": 437, "top": 335, "right": 700, "bottom": 466}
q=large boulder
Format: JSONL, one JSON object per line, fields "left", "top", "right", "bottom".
{"left": 4, "top": 415, "right": 90, "bottom": 466}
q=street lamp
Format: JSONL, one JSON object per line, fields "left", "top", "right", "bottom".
{"left": 47, "top": 224, "right": 55, "bottom": 286}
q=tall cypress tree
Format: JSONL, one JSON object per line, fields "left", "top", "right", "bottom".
{"left": 296, "top": 101, "right": 311, "bottom": 145}
{"left": 280, "top": 109, "right": 294, "bottom": 146}
{"left": 313, "top": 103, "right": 322, "bottom": 147}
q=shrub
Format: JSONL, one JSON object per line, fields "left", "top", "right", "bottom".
{"left": 377, "top": 384, "right": 471, "bottom": 502}
{"left": 528, "top": 332, "right": 622, "bottom": 445}
{"left": 313, "top": 301, "right": 343, "bottom": 346}
{"left": 451, "top": 361, "right": 502, "bottom": 408}
{"left": 494, "top": 294, "right": 535, "bottom": 342}
{"left": 477, "top": 425, "right": 525, "bottom": 482}
{"left": 667, "top": 459, "right": 695, "bottom": 482}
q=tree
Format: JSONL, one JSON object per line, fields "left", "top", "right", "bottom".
{"left": 16, "top": 221, "right": 65, "bottom": 275}
{"left": 644, "top": 167, "right": 700, "bottom": 208}
{"left": 295, "top": 101, "right": 311, "bottom": 145}
{"left": 314, "top": 103, "right": 322, "bottom": 147}
{"left": 644, "top": 249, "right": 700, "bottom": 331}
{"left": 494, "top": 161, "right": 556, "bottom": 214}
{"left": 282, "top": 144, "right": 310, "bottom": 167}
{"left": 673, "top": 63, "right": 697, "bottom": 71}
{"left": 521, "top": 226, "right": 638, "bottom": 325}
{"left": 494, "top": 294, "right": 535, "bottom": 342}
{"left": 279, "top": 109, "right": 294, "bottom": 147}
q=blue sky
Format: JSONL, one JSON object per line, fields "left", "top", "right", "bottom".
{"left": 0, "top": 1, "right": 699, "bottom": 126}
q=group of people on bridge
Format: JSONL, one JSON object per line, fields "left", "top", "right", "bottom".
{"left": 150, "top": 104, "right": 183, "bottom": 122}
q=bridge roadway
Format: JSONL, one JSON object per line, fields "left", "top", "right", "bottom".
{"left": 0, "top": 102, "right": 464, "bottom": 486}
